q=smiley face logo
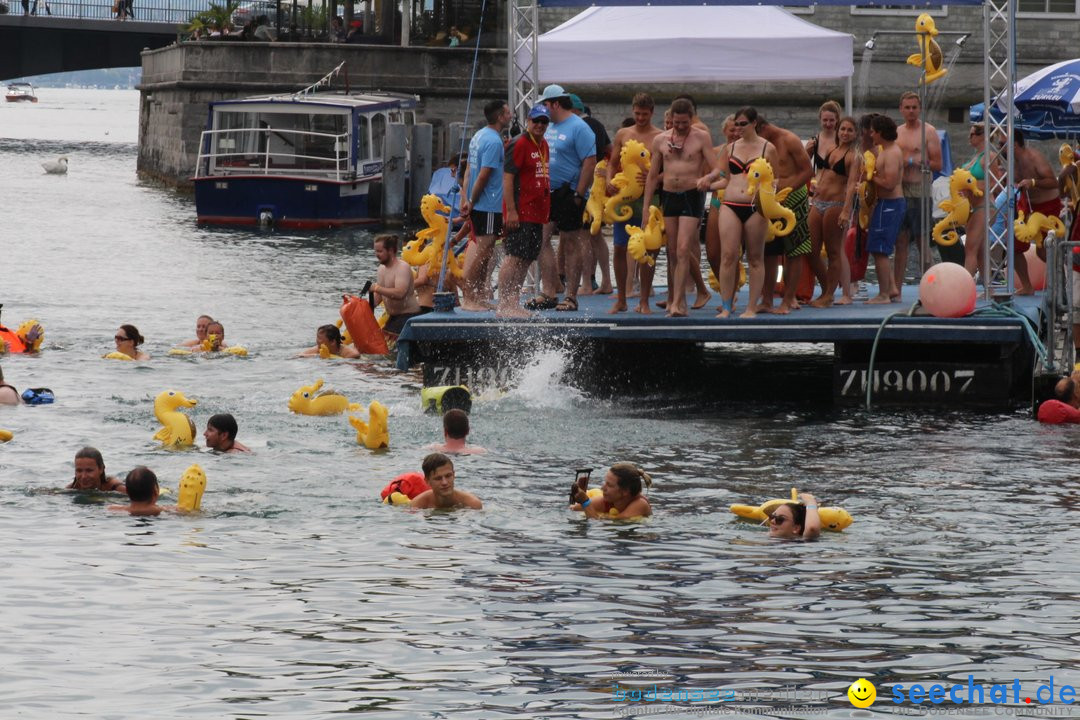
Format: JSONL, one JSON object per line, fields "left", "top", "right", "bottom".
{"left": 848, "top": 678, "right": 877, "bottom": 708}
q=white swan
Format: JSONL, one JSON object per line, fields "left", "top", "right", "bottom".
{"left": 41, "top": 157, "right": 68, "bottom": 175}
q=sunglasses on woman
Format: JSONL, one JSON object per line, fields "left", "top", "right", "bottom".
{"left": 115, "top": 335, "right": 130, "bottom": 342}
{"left": 769, "top": 515, "right": 788, "bottom": 525}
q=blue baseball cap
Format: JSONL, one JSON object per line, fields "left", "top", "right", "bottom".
{"left": 539, "top": 84, "right": 569, "bottom": 102}
{"left": 528, "top": 103, "right": 551, "bottom": 121}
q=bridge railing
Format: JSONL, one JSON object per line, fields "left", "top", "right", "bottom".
{"left": 195, "top": 126, "right": 353, "bottom": 181}
{"left": 1, "top": 0, "right": 202, "bottom": 24}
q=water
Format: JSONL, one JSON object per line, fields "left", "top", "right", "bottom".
{"left": 3, "top": 89, "right": 1080, "bottom": 720}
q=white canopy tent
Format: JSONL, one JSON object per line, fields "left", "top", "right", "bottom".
{"left": 525, "top": 6, "right": 853, "bottom": 108}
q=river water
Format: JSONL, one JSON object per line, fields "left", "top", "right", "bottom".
{"left": 2, "top": 89, "right": 1080, "bottom": 719}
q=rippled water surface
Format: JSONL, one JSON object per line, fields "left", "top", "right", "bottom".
{"left": 3, "top": 89, "right": 1080, "bottom": 720}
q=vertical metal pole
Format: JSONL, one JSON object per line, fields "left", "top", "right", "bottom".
{"left": 508, "top": 0, "right": 539, "bottom": 130}
{"left": 983, "top": 0, "right": 1016, "bottom": 299}
{"left": 918, "top": 55, "right": 931, "bottom": 277}
{"left": 401, "top": 0, "right": 410, "bottom": 46}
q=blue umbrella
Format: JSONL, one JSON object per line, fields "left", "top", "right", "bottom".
{"left": 970, "top": 59, "right": 1080, "bottom": 139}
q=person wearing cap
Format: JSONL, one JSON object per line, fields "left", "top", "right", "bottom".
{"left": 567, "top": 93, "right": 614, "bottom": 298}
{"left": 499, "top": 103, "right": 552, "bottom": 318}
{"left": 607, "top": 93, "right": 663, "bottom": 314}
{"left": 460, "top": 99, "right": 512, "bottom": 312}
{"left": 767, "top": 493, "right": 821, "bottom": 540}
{"left": 641, "top": 98, "right": 722, "bottom": 317}
{"left": 525, "top": 84, "right": 598, "bottom": 313}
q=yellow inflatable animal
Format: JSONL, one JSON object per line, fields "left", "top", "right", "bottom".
{"left": 745, "top": 157, "right": 795, "bottom": 240}
{"left": 858, "top": 149, "right": 878, "bottom": 230}
{"left": 288, "top": 379, "right": 359, "bottom": 416}
{"left": 16, "top": 320, "right": 44, "bottom": 352}
{"left": 0, "top": 428, "right": 12, "bottom": 442}
{"left": 347, "top": 400, "right": 389, "bottom": 450}
{"left": 1061, "top": 143, "right": 1080, "bottom": 212}
{"left": 932, "top": 167, "right": 982, "bottom": 247}
{"left": 907, "top": 13, "right": 947, "bottom": 85}
{"left": 583, "top": 159, "right": 608, "bottom": 234}
{"left": 103, "top": 351, "right": 134, "bottom": 360}
{"left": 176, "top": 464, "right": 207, "bottom": 512}
{"left": 403, "top": 194, "right": 465, "bottom": 280}
{"left": 604, "top": 140, "right": 650, "bottom": 223}
{"left": 1015, "top": 210, "right": 1067, "bottom": 249}
{"left": 626, "top": 205, "right": 666, "bottom": 266}
{"left": 708, "top": 265, "right": 747, "bottom": 293}
{"left": 730, "top": 488, "right": 853, "bottom": 532}
{"left": 335, "top": 318, "right": 353, "bottom": 347}
{"left": 152, "top": 389, "right": 198, "bottom": 447}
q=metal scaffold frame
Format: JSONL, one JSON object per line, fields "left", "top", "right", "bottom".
{"left": 509, "top": 1, "right": 1017, "bottom": 298}
{"left": 983, "top": 0, "right": 1016, "bottom": 300}
{"left": 508, "top": 0, "right": 540, "bottom": 129}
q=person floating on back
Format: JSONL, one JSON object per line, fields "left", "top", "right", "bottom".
{"left": 409, "top": 453, "right": 483, "bottom": 510}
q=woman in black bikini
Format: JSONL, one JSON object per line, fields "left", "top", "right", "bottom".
{"left": 713, "top": 107, "right": 779, "bottom": 318}
{"left": 808, "top": 116, "right": 857, "bottom": 307}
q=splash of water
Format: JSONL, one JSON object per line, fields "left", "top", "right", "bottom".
{"left": 503, "top": 347, "right": 585, "bottom": 409}
{"left": 925, "top": 43, "right": 966, "bottom": 120}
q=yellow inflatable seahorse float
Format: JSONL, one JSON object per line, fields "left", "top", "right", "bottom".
{"left": 176, "top": 464, "right": 207, "bottom": 512}
{"left": 746, "top": 157, "right": 794, "bottom": 241}
{"left": 604, "top": 139, "right": 650, "bottom": 223}
{"left": 907, "top": 13, "right": 947, "bottom": 85}
{"left": 347, "top": 400, "right": 389, "bottom": 450}
{"left": 288, "top": 379, "right": 360, "bottom": 416}
{"left": 152, "top": 389, "right": 198, "bottom": 447}
{"left": 932, "top": 167, "right": 982, "bottom": 247}
{"left": 1015, "top": 210, "right": 1066, "bottom": 249}
{"left": 626, "top": 205, "right": 666, "bottom": 266}
{"left": 730, "top": 487, "right": 854, "bottom": 532}
{"left": 583, "top": 159, "right": 608, "bottom": 235}
{"left": 403, "top": 194, "right": 464, "bottom": 280}
{"left": 858, "top": 149, "right": 878, "bottom": 230}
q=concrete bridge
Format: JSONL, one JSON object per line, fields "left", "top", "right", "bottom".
{"left": 0, "top": 0, "right": 199, "bottom": 81}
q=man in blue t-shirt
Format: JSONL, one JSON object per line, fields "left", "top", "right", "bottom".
{"left": 460, "top": 99, "right": 511, "bottom": 312}
{"left": 523, "top": 84, "right": 597, "bottom": 312}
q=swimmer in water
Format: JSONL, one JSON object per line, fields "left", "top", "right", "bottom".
{"left": 67, "top": 446, "right": 127, "bottom": 493}
{"left": 766, "top": 492, "right": 821, "bottom": 540}
{"left": 299, "top": 324, "right": 360, "bottom": 359}
{"left": 204, "top": 413, "right": 251, "bottom": 453}
{"left": 0, "top": 366, "right": 20, "bottom": 405}
{"left": 114, "top": 324, "right": 150, "bottom": 360}
{"left": 108, "top": 466, "right": 165, "bottom": 516}
{"left": 570, "top": 462, "right": 652, "bottom": 519}
{"left": 194, "top": 321, "right": 230, "bottom": 352}
{"left": 427, "top": 409, "right": 486, "bottom": 454}
{"left": 180, "top": 314, "right": 214, "bottom": 347}
{"left": 409, "top": 453, "right": 483, "bottom": 509}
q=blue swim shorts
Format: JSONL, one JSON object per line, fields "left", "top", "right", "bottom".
{"left": 867, "top": 197, "right": 907, "bottom": 256}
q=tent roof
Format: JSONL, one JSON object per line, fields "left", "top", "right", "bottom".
{"left": 534, "top": 6, "right": 854, "bottom": 84}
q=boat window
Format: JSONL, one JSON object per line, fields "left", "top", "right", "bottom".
{"left": 357, "top": 115, "right": 370, "bottom": 159}
{"left": 211, "top": 108, "right": 349, "bottom": 175}
{"left": 371, "top": 113, "right": 386, "bottom": 158}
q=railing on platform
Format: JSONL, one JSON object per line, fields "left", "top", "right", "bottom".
{"left": 1041, "top": 234, "right": 1078, "bottom": 375}
{"left": 195, "top": 126, "right": 353, "bottom": 181}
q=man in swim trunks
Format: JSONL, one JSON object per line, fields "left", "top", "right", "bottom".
{"left": 866, "top": 115, "right": 906, "bottom": 304}
{"left": 756, "top": 117, "right": 814, "bottom": 314}
{"left": 409, "top": 453, "right": 483, "bottom": 509}
{"left": 372, "top": 233, "right": 423, "bottom": 337}
{"left": 896, "top": 92, "right": 950, "bottom": 294}
{"left": 606, "top": 92, "right": 662, "bottom": 314}
{"left": 1012, "top": 129, "right": 1060, "bottom": 295}
{"left": 641, "top": 98, "right": 720, "bottom": 317}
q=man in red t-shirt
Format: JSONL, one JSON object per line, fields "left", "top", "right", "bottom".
{"left": 497, "top": 103, "right": 552, "bottom": 318}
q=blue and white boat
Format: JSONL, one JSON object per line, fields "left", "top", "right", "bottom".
{"left": 193, "top": 65, "right": 417, "bottom": 228}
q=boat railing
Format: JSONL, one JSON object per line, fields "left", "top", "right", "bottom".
{"left": 1040, "top": 233, "right": 1077, "bottom": 374}
{"left": 195, "top": 126, "right": 355, "bottom": 181}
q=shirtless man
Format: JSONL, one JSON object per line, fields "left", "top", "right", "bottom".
{"left": 641, "top": 98, "right": 721, "bottom": 317}
{"left": 427, "top": 409, "right": 486, "bottom": 454}
{"left": 865, "top": 115, "right": 906, "bottom": 304}
{"left": 409, "top": 453, "right": 483, "bottom": 510}
{"left": 895, "top": 91, "right": 946, "bottom": 296}
{"left": 371, "top": 233, "right": 422, "bottom": 337}
{"left": 756, "top": 117, "right": 814, "bottom": 314}
{"left": 606, "top": 92, "right": 663, "bottom": 313}
{"left": 204, "top": 413, "right": 251, "bottom": 454}
{"left": 1013, "top": 129, "right": 1059, "bottom": 295}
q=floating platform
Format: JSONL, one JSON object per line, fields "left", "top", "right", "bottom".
{"left": 397, "top": 284, "right": 1046, "bottom": 408}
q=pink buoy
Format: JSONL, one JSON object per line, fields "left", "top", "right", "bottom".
{"left": 1020, "top": 245, "right": 1046, "bottom": 291}
{"left": 919, "top": 262, "right": 976, "bottom": 318}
